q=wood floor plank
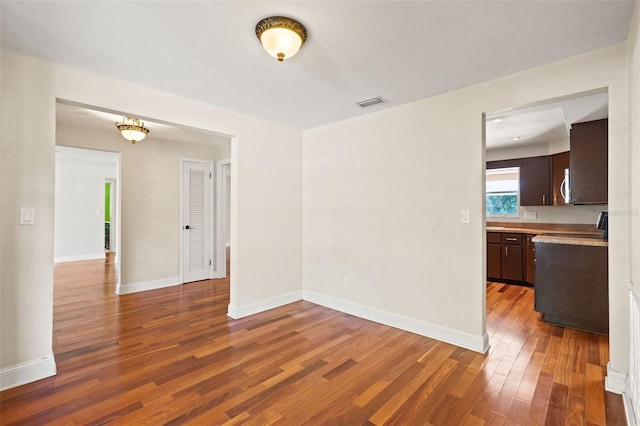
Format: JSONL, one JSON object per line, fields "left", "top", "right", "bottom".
{"left": 546, "top": 382, "right": 570, "bottom": 424}
{"left": 488, "top": 370, "right": 523, "bottom": 418}
{"left": 585, "top": 362, "right": 607, "bottom": 426}
{"left": 0, "top": 259, "right": 626, "bottom": 425}
{"left": 368, "top": 391, "right": 408, "bottom": 425}
{"left": 525, "top": 370, "right": 555, "bottom": 425}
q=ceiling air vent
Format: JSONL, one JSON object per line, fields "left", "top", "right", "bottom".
{"left": 356, "top": 96, "right": 387, "bottom": 108}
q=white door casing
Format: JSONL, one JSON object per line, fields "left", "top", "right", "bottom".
{"left": 215, "top": 159, "right": 231, "bottom": 278}
{"left": 182, "top": 159, "right": 213, "bottom": 283}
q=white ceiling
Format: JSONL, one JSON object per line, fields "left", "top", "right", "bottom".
{"left": 1, "top": 1, "right": 635, "bottom": 131}
{"left": 56, "top": 101, "right": 231, "bottom": 148}
{"left": 485, "top": 91, "right": 609, "bottom": 150}
{"left": 56, "top": 145, "right": 120, "bottom": 169}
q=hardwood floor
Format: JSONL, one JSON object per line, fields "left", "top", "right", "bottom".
{"left": 0, "top": 256, "right": 626, "bottom": 425}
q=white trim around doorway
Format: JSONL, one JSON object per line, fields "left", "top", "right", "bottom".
{"left": 215, "top": 159, "right": 231, "bottom": 279}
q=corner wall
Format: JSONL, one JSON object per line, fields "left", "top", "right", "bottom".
{"left": 625, "top": 4, "right": 640, "bottom": 423}
{"left": 303, "top": 43, "right": 630, "bottom": 364}
{"left": 629, "top": 0, "right": 640, "bottom": 308}
{"left": 0, "top": 49, "right": 303, "bottom": 390}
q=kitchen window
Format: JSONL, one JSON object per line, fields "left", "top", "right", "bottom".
{"left": 486, "top": 167, "right": 519, "bottom": 217}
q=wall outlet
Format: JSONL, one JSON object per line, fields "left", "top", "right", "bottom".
{"left": 523, "top": 211, "right": 537, "bottom": 220}
{"left": 19, "top": 207, "right": 35, "bottom": 225}
{"left": 343, "top": 278, "right": 350, "bottom": 288}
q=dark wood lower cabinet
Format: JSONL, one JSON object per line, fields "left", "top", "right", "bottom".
{"left": 525, "top": 235, "right": 535, "bottom": 285}
{"left": 501, "top": 243, "right": 522, "bottom": 281}
{"left": 534, "top": 242, "right": 608, "bottom": 334}
{"left": 487, "top": 242, "right": 502, "bottom": 279}
{"left": 487, "top": 232, "right": 526, "bottom": 283}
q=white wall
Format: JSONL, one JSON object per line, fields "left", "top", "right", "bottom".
{"left": 0, "top": 49, "right": 303, "bottom": 389}
{"left": 303, "top": 43, "right": 630, "bottom": 371}
{"left": 54, "top": 160, "right": 112, "bottom": 262}
{"left": 218, "top": 143, "right": 231, "bottom": 162}
{"left": 490, "top": 205, "right": 607, "bottom": 225}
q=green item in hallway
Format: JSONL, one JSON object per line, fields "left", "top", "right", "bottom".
{"left": 105, "top": 183, "right": 111, "bottom": 222}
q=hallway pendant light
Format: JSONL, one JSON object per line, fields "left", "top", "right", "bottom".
{"left": 255, "top": 16, "right": 307, "bottom": 62}
{"left": 115, "top": 117, "right": 149, "bottom": 144}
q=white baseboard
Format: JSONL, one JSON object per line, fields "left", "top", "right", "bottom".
{"left": 0, "top": 354, "right": 56, "bottom": 391}
{"left": 303, "top": 290, "right": 489, "bottom": 354}
{"left": 116, "top": 276, "right": 181, "bottom": 295}
{"left": 227, "top": 291, "right": 302, "bottom": 319}
{"left": 54, "top": 253, "right": 105, "bottom": 263}
{"left": 605, "top": 362, "right": 627, "bottom": 394}
{"left": 605, "top": 361, "right": 635, "bottom": 426}
{"left": 624, "top": 390, "right": 638, "bottom": 426}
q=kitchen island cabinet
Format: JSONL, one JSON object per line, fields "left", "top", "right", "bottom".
{"left": 533, "top": 235, "right": 608, "bottom": 334}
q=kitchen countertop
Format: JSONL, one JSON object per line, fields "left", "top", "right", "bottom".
{"left": 486, "top": 226, "right": 601, "bottom": 236}
{"left": 531, "top": 234, "right": 608, "bottom": 247}
{"left": 486, "top": 223, "right": 606, "bottom": 247}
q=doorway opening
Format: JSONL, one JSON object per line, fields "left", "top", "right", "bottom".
{"left": 483, "top": 89, "right": 609, "bottom": 349}
{"left": 55, "top": 100, "right": 232, "bottom": 295}
{"left": 54, "top": 145, "right": 122, "bottom": 292}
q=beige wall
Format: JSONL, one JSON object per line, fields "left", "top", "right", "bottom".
{"left": 303, "top": 43, "right": 630, "bottom": 370}
{"left": 629, "top": 0, "right": 640, "bottom": 295}
{"left": 0, "top": 50, "right": 303, "bottom": 386}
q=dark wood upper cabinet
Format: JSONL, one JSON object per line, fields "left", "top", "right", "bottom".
{"left": 552, "top": 151, "right": 570, "bottom": 206}
{"left": 519, "top": 156, "right": 552, "bottom": 206}
{"left": 569, "top": 119, "right": 608, "bottom": 204}
{"left": 486, "top": 158, "right": 522, "bottom": 170}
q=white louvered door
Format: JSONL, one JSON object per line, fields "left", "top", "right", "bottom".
{"left": 183, "top": 161, "right": 212, "bottom": 283}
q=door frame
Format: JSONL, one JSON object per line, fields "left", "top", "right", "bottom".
{"left": 105, "top": 177, "right": 118, "bottom": 256}
{"left": 180, "top": 158, "right": 215, "bottom": 283}
{"left": 215, "top": 159, "right": 231, "bottom": 278}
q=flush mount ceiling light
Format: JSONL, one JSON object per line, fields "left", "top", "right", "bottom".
{"left": 255, "top": 16, "right": 307, "bottom": 62}
{"left": 115, "top": 116, "right": 149, "bottom": 144}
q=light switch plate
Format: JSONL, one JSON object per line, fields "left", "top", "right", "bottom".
{"left": 523, "top": 211, "right": 537, "bottom": 220}
{"left": 461, "top": 209, "right": 470, "bottom": 223}
{"left": 20, "top": 208, "right": 35, "bottom": 225}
